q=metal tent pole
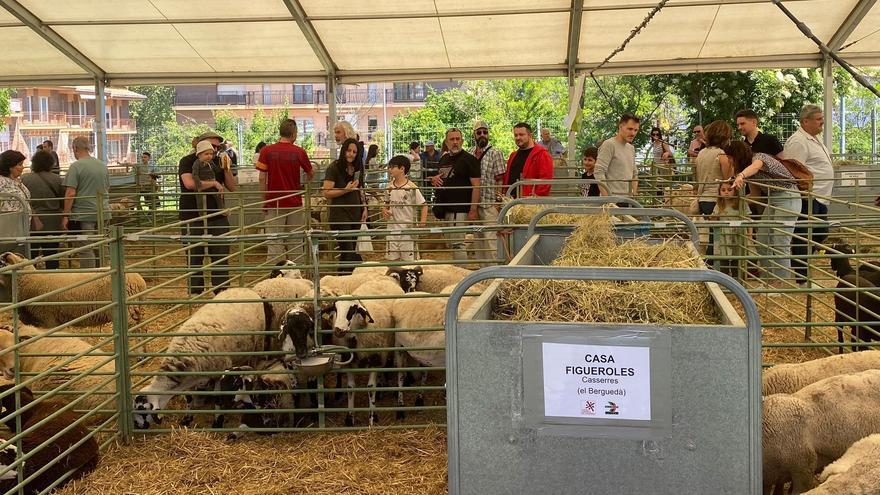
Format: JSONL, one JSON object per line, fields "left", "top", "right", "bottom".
{"left": 822, "top": 58, "right": 834, "bottom": 151}
{"left": 95, "top": 79, "right": 108, "bottom": 163}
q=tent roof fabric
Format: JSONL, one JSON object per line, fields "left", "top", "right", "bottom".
{"left": 0, "top": 0, "right": 877, "bottom": 86}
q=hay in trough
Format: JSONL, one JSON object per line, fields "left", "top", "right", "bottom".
{"left": 55, "top": 427, "right": 447, "bottom": 495}
{"left": 504, "top": 202, "right": 621, "bottom": 225}
{"left": 496, "top": 211, "right": 718, "bottom": 325}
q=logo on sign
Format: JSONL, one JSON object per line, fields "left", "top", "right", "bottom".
{"left": 605, "top": 401, "right": 619, "bottom": 415}
{"left": 581, "top": 401, "right": 596, "bottom": 415}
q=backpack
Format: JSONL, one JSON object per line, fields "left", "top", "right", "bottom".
{"left": 775, "top": 156, "right": 813, "bottom": 192}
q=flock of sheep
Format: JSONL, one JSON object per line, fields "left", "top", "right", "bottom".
{"left": 762, "top": 351, "right": 880, "bottom": 494}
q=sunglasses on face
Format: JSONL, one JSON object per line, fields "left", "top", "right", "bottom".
{"left": 651, "top": 133, "right": 659, "bottom": 136}
{"left": 475, "top": 130, "right": 488, "bottom": 136}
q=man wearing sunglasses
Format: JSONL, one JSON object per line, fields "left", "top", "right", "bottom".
{"left": 469, "top": 121, "right": 506, "bottom": 266}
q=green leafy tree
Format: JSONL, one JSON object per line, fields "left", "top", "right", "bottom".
{"left": 128, "top": 86, "right": 175, "bottom": 152}
{"left": 0, "top": 88, "right": 11, "bottom": 131}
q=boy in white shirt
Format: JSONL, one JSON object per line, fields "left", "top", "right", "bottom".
{"left": 382, "top": 155, "right": 428, "bottom": 261}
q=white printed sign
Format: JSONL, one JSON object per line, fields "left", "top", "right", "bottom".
{"left": 841, "top": 171, "right": 867, "bottom": 187}
{"left": 237, "top": 168, "right": 260, "bottom": 184}
{"left": 542, "top": 342, "right": 651, "bottom": 421}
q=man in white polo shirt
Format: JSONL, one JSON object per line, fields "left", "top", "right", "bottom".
{"left": 784, "top": 104, "right": 834, "bottom": 284}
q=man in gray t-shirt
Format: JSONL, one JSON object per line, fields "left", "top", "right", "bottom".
{"left": 62, "top": 136, "right": 110, "bottom": 268}
{"left": 595, "top": 113, "right": 641, "bottom": 198}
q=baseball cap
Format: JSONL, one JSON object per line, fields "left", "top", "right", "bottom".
{"left": 425, "top": 140, "right": 435, "bottom": 147}
{"left": 473, "top": 120, "right": 489, "bottom": 131}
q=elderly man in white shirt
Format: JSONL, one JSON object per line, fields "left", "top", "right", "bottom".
{"left": 784, "top": 104, "right": 834, "bottom": 284}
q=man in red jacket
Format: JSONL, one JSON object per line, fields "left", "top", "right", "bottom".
{"left": 504, "top": 122, "right": 553, "bottom": 197}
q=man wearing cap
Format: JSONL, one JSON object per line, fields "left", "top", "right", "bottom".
{"left": 257, "top": 118, "right": 314, "bottom": 263}
{"left": 61, "top": 136, "right": 110, "bottom": 268}
{"left": 504, "top": 122, "right": 553, "bottom": 198}
{"left": 469, "top": 121, "right": 506, "bottom": 265}
{"left": 178, "top": 130, "right": 237, "bottom": 295}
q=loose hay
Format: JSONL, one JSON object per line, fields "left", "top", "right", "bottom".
{"left": 54, "top": 427, "right": 447, "bottom": 495}
{"left": 504, "top": 202, "right": 621, "bottom": 225}
{"left": 496, "top": 211, "right": 718, "bottom": 324}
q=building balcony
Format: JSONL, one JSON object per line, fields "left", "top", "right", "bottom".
{"left": 17, "top": 112, "right": 135, "bottom": 132}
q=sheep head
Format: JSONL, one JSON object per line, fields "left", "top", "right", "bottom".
{"left": 279, "top": 307, "right": 313, "bottom": 360}
{"left": 0, "top": 383, "right": 35, "bottom": 430}
{"left": 386, "top": 266, "right": 423, "bottom": 293}
{"left": 331, "top": 298, "right": 373, "bottom": 338}
{"left": 269, "top": 260, "right": 301, "bottom": 280}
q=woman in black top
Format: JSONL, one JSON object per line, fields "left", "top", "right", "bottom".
{"left": 22, "top": 151, "right": 64, "bottom": 268}
{"left": 323, "top": 138, "right": 366, "bottom": 269}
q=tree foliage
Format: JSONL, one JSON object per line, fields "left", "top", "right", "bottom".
{"left": 0, "top": 88, "right": 10, "bottom": 131}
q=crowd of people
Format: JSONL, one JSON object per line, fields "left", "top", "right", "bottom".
{"left": 0, "top": 103, "right": 837, "bottom": 292}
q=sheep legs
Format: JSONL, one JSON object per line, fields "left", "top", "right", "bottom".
{"left": 345, "top": 372, "right": 356, "bottom": 427}
{"left": 367, "top": 371, "right": 378, "bottom": 426}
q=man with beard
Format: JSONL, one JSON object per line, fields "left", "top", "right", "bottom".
{"left": 429, "top": 128, "right": 480, "bottom": 263}
{"left": 595, "top": 113, "right": 639, "bottom": 198}
{"left": 503, "top": 122, "right": 553, "bottom": 198}
{"left": 468, "top": 121, "right": 506, "bottom": 265}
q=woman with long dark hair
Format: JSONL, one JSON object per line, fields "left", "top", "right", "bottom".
{"left": 22, "top": 151, "right": 64, "bottom": 268}
{"left": 725, "top": 140, "right": 800, "bottom": 286}
{"left": 365, "top": 144, "right": 379, "bottom": 167}
{"left": 322, "top": 138, "right": 366, "bottom": 269}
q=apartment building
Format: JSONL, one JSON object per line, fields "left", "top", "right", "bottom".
{"left": 1, "top": 86, "right": 145, "bottom": 168}
{"left": 173, "top": 81, "right": 457, "bottom": 157}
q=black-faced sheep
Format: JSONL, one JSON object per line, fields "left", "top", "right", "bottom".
{"left": 0, "top": 384, "right": 99, "bottom": 495}
{"left": 0, "top": 324, "right": 115, "bottom": 411}
{"left": 829, "top": 246, "right": 880, "bottom": 353}
{"left": 763, "top": 369, "right": 880, "bottom": 494}
{"left": 803, "top": 433, "right": 880, "bottom": 494}
{"left": 762, "top": 350, "right": 880, "bottom": 395}
{"left": 0, "top": 251, "right": 146, "bottom": 328}
{"left": 833, "top": 243, "right": 880, "bottom": 286}
{"left": 133, "top": 287, "right": 312, "bottom": 429}
{"left": 328, "top": 280, "right": 401, "bottom": 426}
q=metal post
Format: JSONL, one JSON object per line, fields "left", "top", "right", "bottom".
{"left": 383, "top": 81, "right": 390, "bottom": 160}
{"left": 109, "top": 226, "right": 134, "bottom": 442}
{"left": 327, "top": 75, "right": 338, "bottom": 159}
{"left": 872, "top": 106, "right": 877, "bottom": 163}
{"left": 95, "top": 79, "right": 108, "bottom": 163}
{"left": 840, "top": 94, "right": 847, "bottom": 156}
{"left": 822, "top": 58, "right": 834, "bottom": 151}
{"left": 567, "top": 82, "right": 577, "bottom": 179}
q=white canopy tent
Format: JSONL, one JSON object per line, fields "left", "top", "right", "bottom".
{"left": 1, "top": 0, "right": 877, "bottom": 154}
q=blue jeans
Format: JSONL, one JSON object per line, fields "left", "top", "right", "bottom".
{"left": 756, "top": 190, "right": 801, "bottom": 280}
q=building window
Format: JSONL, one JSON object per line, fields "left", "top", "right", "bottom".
{"left": 28, "top": 136, "right": 48, "bottom": 152}
{"left": 368, "top": 117, "right": 378, "bottom": 133}
{"left": 23, "top": 96, "right": 32, "bottom": 121}
{"left": 292, "top": 84, "right": 313, "bottom": 104}
{"left": 393, "top": 82, "right": 426, "bottom": 102}
{"left": 295, "top": 118, "right": 314, "bottom": 134}
{"left": 38, "top": 96, "right": 48, "bottom": 122}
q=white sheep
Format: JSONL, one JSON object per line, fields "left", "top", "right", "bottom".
{"left": 415, "top": 264, "right": 474, "bottom": 293}
{"left": 268, "top": 259, "right": 304, "bottom": 280}
{"left": 763, "top": 369, "right": 880, "bottom": 494}
{"left": 319, "top": 273, "right": 383, "bottom": 296}
{"left": 132, "top": 287, "right": 298, "bottom": 429}
{"left": 763, "top": 350, "right": 880, "bottom": 396}
{"left": 0, "top": 251, "right": 146, "bottom": 328}
{"left": 252, "top": 277, "right": 315, "bottom": 335}
{"left": 328, "top": 281, "right": 400, "bottom": 427}
{"left": 388, "top": 287, "right": 481, "bottom": 418}
{"left": 803, "top": 434, "right": 880, "bottom": 494}
{"left": 0, "top": 324, "right": 115, "bottom": 411}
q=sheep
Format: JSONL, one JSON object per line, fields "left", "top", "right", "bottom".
{"left": 328, "top": 282, "right": 399, "bottom": 427}
{"left": 414, "top": 264, "right": 474, "bottom": 293}
{"left": 762, "top": 350, "right": 880, "bottom": 396}
{"left": 268, "top": 259, "right": 304, "bottom": 280}
{"left": 132, "top": 287, "right": 311, "bottom": 429}
{"left": 834, "top": 243, "right": 880, "bottom": 286}
{"left": 208, "top": 361, "right": 296, "bottom": 441}
{"left": 387, "top": 287, "right": 480, "bottom": 419}
{"left": 829, "top": 245, "right": 880, "bottom": 353}
{"left": 352, "top": 264, "right": 422, "bottom": 293}
{"left": 0, "top": 251, "right": 146, "bottom": 328}
{"left": 252, "top": 277, "right": 315, "bottom": 335}
{"left": 0, "top": 384, "right": 99, "bottom": 495}
{"left": 319, "top": 273, "right": 384, "bottom": 296}
{"left": 763, "top": 369, "right": 880, "bottom": 494}
{"left": 0, "top": 324, "right": 115, "bottom": 411}
{"left": 802, "top": 434, "right": 880, "bottom": 494}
